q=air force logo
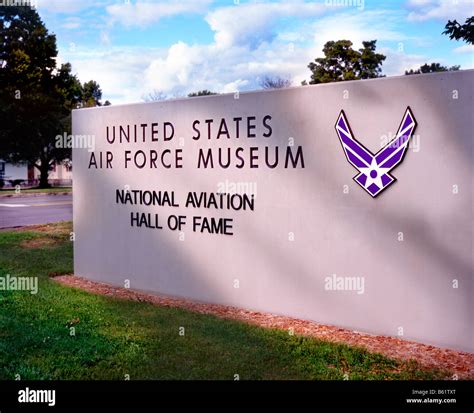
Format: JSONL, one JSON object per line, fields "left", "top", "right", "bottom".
{"left": 335, "top": 107, "right": 417, "bottom": 197}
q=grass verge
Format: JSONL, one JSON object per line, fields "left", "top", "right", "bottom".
{"left": 0, "top": 222, "right": 448, "bottom": 380}
{"left": 0, "top": 187, "right": 72, "bottom": 197}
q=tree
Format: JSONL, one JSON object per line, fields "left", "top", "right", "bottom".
{"left": 259, "top": 75, "right": 292, "bottom": 89}
{"left": 56, "top": 65, "right": 105, "bottom": 108}
{"left": 405, "top": 63, "right": 460, "bottom": 75}
{"left": 443, "top": 16, "right": 474, "bottom": 44}
{"left": 57, "top": 63, "right": 83, "bottom": 107}
{"left": 305, "top": 40, "right": 386, "bottom": 85}
{"left": 188, "top": 90, "right": 216, "bottom": 97}
{"left": 143, "top": 90, "right": 167, "bottom": 102}
{"left": 81, "top": 80, "right": 102, "bottom": 107}
{"left": 0, "top": 6, "right": 101, "bottom": 187}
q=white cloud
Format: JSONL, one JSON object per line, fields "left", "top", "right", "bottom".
{"left": 205, "top": 1, "right": 327, "bottom": 49}
{"left": 140, "top": 36, "right": 318, "bottom": 99}
{"left": 60, "top": 17, "right": 81, "bottom": 29}
{"left": 55, "top": 2, "right": 467, "bottom": 104}
{"left": 137, "top": 1, "right": 333, "bottom": 97}
{"left": 379, "top": 48, "right": 428, "bottom": 76}
{"left": 299, "top": 9, "right": 421, "bottom": 78}
{"left": 61, "top": 47, "right": 167, "bottom": 104}
{"left": 222, "top": 79, "right": 249, "bottom": 94}
{"left": 144, "top": 41, "right": 204, "bottom": 92}
{"left": 106, "top": 0, "right": 211, "bottom": 28}
{"left": 139, "top": 6, "right": 449, "bottom": 99}
{"left": 453, "top": 44, "right": 474, "bottom": 54}
{"left": 310, "top": 9, "right": 412, "bottom": 52}
{"left": 405, "top": 0, "right": 474, "bottom": 21}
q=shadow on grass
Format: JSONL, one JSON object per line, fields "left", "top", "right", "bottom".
{"left": 0, "top": 225, "right": 448, "bottom": 380}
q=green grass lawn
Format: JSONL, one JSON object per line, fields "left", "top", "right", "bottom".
{"left": 0, "top": 187, "right": 72, "bottom": 196}
{"left": 0, "top": 222, "right": 448, "bottom": 380}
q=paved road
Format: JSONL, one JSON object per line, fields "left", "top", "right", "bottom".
{"left": 0, "top": 194, "right": 72, "bottom": 229}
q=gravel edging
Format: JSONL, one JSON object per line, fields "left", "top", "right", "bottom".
{"left": 52, "top": 274, "right": 474, "bottom": 379}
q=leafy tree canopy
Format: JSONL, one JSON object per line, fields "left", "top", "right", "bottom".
{"left": 188, "top": 90, "right": 217, "bottom": 97}
{"left": 443, "top": 16, "right": 474, "bottom": 44}
{"left": 81, "top": 80, "right": 103, "bottom": 107}
{"left": 0, "top": 6, "right": 104, "bottom": 187}
{"left": 405, "top": 62, "right": 460, "bottom": 75}
{"left": 259, "top": 75, "right": 292, "bottom": 89}
{"left": 305, "top": 40, "right": 386, "bottom": 85}
{"left": 143, "top": 90, "right": 167, "bottom": 102}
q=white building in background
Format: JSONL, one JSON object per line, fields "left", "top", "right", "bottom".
{"left": 0, "top": 161, "right": 28, "bottom": 182}
{"left": 0, "top": 159, "right": 72, "bottom": 187}
{"left": 32, "top": 160, "right": 73, "bottom": 185}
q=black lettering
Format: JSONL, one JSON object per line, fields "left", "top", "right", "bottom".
{"left": 198, "top": 148, "right": 214, "bottom": 168}
{"left": 106, "top": 126, "right": 114, "bottom": 144}
{"left": 263, "top": 115, "right": 272, "bottom": 137}
{"left": 131, "top": 212, "right": 139, "bottom": 227}
{"left": 161, "top": 149, "right": 172, "bottom": 168}
{"left": 116, "top": 189, "right": 124, "bottom": 204}
{"left": 265, "top": 146, "right": 278, "bottom": 168}
{"left": 192, "top": 120, "right": 201, "bottom": 140}
{"left": 218, "top": 147, "right": 231, "bottom": 168}
{"left": 249, "top": 146, "right": 259, "bottom": 168}
{"left": 176, "top": 149, "right": 183, "bottom": 168}
{"left": 134, "top": 150, "right": 146, "bottom": 168}
{"left": 140, "top": 124, "right": 147, "bottom": 142}
{"left": 217, "top": 119, "right": 230, "bottom": 139}
{"left": 233, "top": 117, "right": 242, "bottom": 138}
{"left": 150, "top": 150, "right": 158, "bottom": 168}
{"left": 247, "top": 116, "right": 256, "bottom": 138}
{"left": 106, "top": 151, "right": 113, "bottom": 168}
{"left": 125, "top": 150, "right": 131, "bottom": 168}
{"left": 205, "top": 119, "right": 213, "bottom": 139}
{"left": 151, "top": 123, "right": 159, "bottom": 141}
{"left": 235, "top": 147, "right": 245, "bottom": 168}
{"left": 285, "top": 146, "right": 305, "bottom": 168}
{"left": 119, "top": 125, "right": 130, "bottom": 143}
{"left": 164, "top": 122, "right": 174, "bottom": 141}
{"left": 88, "top": 152, "right": 97, "bottom": 169}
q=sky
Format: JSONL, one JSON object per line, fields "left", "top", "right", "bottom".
{"left": 33, "top": 0, "right": 474, "bottom": 104}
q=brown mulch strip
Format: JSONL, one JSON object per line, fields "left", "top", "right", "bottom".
{"left": 20, "top": 238, "right": 61, "bottom": 249}
{"left": 53, "top": 274, "right": 474, "bottom": 379}
{"left": 0, "top": 222, "right": 72, "bottom": 234}
{"left": 13, "top": 222, "right": 72, "bottom": 233}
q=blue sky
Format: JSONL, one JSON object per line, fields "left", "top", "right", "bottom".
{"left": 35, "top": 0, "right": 473, "bottom": 104}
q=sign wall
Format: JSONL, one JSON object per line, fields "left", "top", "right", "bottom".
{"left": 73, "top": 70, "right": 473, "bottom": 352}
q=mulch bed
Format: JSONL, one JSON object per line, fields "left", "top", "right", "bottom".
{"left": 53, "top": 274, "right": 474, "bottom": 379}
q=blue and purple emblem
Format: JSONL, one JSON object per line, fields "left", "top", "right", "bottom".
{"left": 335, "top": 107, "right": 417, "bottom": 197}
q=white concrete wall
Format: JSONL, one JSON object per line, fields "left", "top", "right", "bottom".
{"left": 73, "top": 70, "right": 473, "bottom": 352}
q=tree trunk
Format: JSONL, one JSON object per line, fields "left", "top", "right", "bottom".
{"left": 38, "top": 161, "right": 51, "bottom": 188}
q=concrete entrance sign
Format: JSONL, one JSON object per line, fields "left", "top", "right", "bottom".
{"left": 73, "top": 70, "right": 473, "bottom": 352}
